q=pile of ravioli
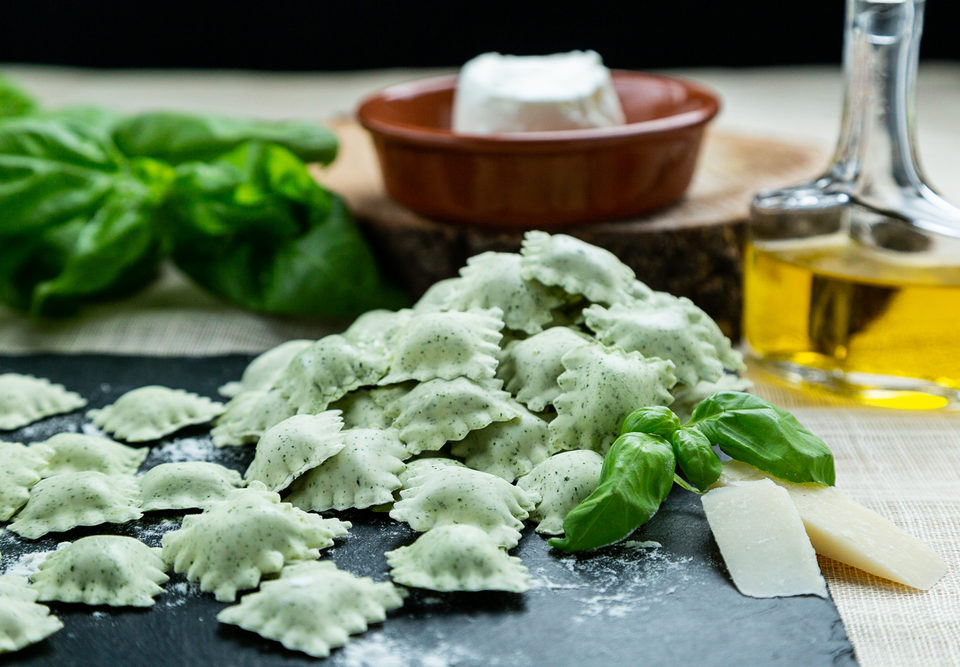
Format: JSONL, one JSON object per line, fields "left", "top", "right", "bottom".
{"left": 0, "top": 232, "right": 746, "bottom": 659}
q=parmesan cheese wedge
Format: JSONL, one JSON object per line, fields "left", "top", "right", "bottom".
{"left": 701, "top": 479, "right": 828, "bottom": 598}
{"left": 714, "top": 461, "right": 947, "bottom": 591}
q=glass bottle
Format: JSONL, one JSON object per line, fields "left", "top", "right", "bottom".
{"left": 743, "top": 0, "right": 960, "bottom": 409}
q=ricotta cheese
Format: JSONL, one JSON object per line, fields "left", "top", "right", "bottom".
{"left": 452, "top": 51, "right": 626, "bottom": 134}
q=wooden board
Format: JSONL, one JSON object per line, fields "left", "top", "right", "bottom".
{"left": 316, "top": 121, "right": 826, "bottom": 338}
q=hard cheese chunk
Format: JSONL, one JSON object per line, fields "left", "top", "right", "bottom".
{"left": 715, "top": 461, "right": 946, "bottom": 591}
{"left": 452, "top": 51, "right": 626, "bottom": 134}
{"left": 701, "top": 479, "right": 828, "bottom": 599}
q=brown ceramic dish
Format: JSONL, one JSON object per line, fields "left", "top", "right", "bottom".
{"left": 356, "top": 71, "right": 720, "bottom": 227}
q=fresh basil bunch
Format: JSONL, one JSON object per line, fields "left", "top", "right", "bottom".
{"left": 0, "top": 81, "right": 405, "bottom": 318}
{"left": 550, "top": 391, "right": 836, "bottom": 553}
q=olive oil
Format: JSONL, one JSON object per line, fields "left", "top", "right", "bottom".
{"left": 743, "top": 238, "right": 960, "bottom": 408}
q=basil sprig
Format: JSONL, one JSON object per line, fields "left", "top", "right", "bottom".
{"left": 686, "top": 392, "right": 835, "bottom": 486}
{"left": 552, "top": 391, "right": 835, "bottom": 552}
{"left": 0, "top": 77, "right": 405, "bottom": 318}
{"left": 548, "top": 432, "right": 675, "bottom": 553}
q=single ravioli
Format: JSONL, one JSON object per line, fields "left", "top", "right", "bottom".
{"left": 244, "top": 412, "right": 345, "bottom": 492}
{"left": 9, "top": 471, "right": 142, "bottom": 539}
{"left": 0, "top": 373, "right": 86, "bottom": 431}
{"left": 211, "top": 388, "right": 295, "bottom": 448}
{"left": 397, "top": 457, "right": 466, "bottom": 487}
{"left": 368, "top": 382, "right": 417, "bottom": 409}
{"left": 328, "top": 389, "right": 392, "bottom": 429}
{"left": 87, "top": 386, "right": 224, "bottom": 442}
{"left": 550, "top": 343, "right": 676, "bottom": 454}
{"left": 378, "top": 308, "right": 504, "bottom": 385}
{"left": 385, "top": 377, "right": 519, "bottom": 456}
{"left": 451, "top": 405, "right": 554, "bottom": 482}
{"left": 584, "top": 301, "right": 728, "bottom": 386}
{"left": 31, "top": 535, "right": 169, "bottom": 607}
{"left": 517, "top": 450, "right": 604, "bottom": 535}
{"left": 274, "top": 335, "right": 389, "bottom": 414}
{"left": 0, "top": 574, "right": 35, "bottom": 601}
{"left": 649, "top": 291, "right": 745, "bottom": 372}
{"left": 386, "top": 524, "right": 530, "bottom": 593}
{"left": 286, "top": 428, "right": 407, "bottom": 512}
{"left": 412, "top": 277, "right": 466, "bottom": 312}
{"left": 218, "top": 339, "right": 314, "bottom": 398}
{"left": 39, "top": 433, "right": 147, "bottom": 477}
{"left": 445, "top": 252, "right": 566, "bottom": 334}
{"left": 391, "top": 465, "right": 538, "bottom": 548}
{"left": 0, "top": 595, "right": 63, "bottom": 654}
{"left": 217, "top": 560, "right": 405, "bottom": 659}
{"left": 497, "top": 327, "right": 592, "bottom": 412}
{"left": 140, "top": 462, "right": 244, "bottom": 512}
{"left": 519, "top": 231, "right": 636, "bottom": 306}
{"left": 0, "top": 441, "right": 53, "bottom": 521}
{"left": 342, "top": 308, "right": 414, "bottom": 353}
{"left": 161, "top": 484, "right": 350, "bottom": 602}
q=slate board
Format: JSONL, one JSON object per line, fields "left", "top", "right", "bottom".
{"left": 0, "top": 355, "right": 857, "bottom": 667}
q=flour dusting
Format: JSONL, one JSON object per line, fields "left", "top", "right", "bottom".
{"left": 531, "top": 543, "right": 693, "bottom": 621}
{"left": 152, "top": 437, "right": 216, "bottom": 463}
{"left": 339, "top": 631, "right": 485, "bottom": 667}
{"left": 161, "top": 581, "right": 193, "bottom": 607}
{"left": 81, "top": 422, "right": 106, "bottom": 437}
{"left": 1, "top": 541, "right": 69, "bottom": 578}
{"left": 134, "top": 518, "right": 181, "bottom": 547}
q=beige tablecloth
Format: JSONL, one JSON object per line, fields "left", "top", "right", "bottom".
{"left": 0, "top": 65, "right": 958, "bottom": 667}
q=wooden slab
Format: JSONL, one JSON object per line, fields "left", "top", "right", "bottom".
{"left": 316, "top": 121, "right": 826, "bottom": 338}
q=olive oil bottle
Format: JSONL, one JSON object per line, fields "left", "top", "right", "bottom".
{"left": 743, "top": 236, "right": 960, "bottom": 408}
{"left": 744, "top": 0, "right": 960, "bottom": 408}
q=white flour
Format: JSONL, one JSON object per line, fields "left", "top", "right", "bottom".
{"left": 160, "top": 580, "right": 193, "bottom": 607}
{"left": 1, "top": 541, "right": 69, "bottom": 578}
{"left": 81, "top": 422, "right": 106, "bottom": 437}
{"left": 133, "top": 517, "right": 180, "bottom": 546}
{"left": 151, "top": 437, "right": 216, "bottom": 463}
{"left": 531, "top": 543, "right": 692, "bottom": 621}
{"left": 339, "top": 631, "right": 486, "bottom": 667}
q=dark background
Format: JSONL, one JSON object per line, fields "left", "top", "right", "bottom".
{"left": 1, "top": 1, "right": 957, "bottom": 70}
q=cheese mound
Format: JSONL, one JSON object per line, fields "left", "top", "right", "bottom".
{"left": 452, "top": 50, "right": 626, "bottom": 134}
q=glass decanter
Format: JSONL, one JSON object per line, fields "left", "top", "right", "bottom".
{"left": 743, "top": 0, "right": 960, "bottom": 409}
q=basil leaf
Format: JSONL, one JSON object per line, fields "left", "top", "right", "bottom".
{"left": 30, "top": 185, "right": 163, "bottom": 316}
{"left": 620, "top": 406, "right": 681, "bottom": 439}
{"left": 549, "top": 432, "right": 675, "bottom": 552}
{"left": 0, "top": 118, "right": 123, "bottom": 238}
{"left": 686, "top": 391, "right": 835, "bottom": 485}
{"left": 670, "top": 427, "right": 722, "bottom": 491}
{"left": 0, "top": 117, "right": 166, "bottom": 315}
{"left": 164, "top": 142, "right": 406, "bottom": 318}
{"left": 0, "top": 75, "right": 37, "bottom": 119}
{"left": 0, "top": 220, "right": 84, "bottom": 311}
{"left": 112, "top": 111, "right": 339, "bottom": 165}
{"left": 32, "top": 106, "right": 123, "bottom": 137}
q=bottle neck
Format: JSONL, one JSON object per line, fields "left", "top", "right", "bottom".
{"left": 828, "top": 0, "right": 925, "bottom": 196}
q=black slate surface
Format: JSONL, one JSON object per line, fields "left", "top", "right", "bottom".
{"left": 0, "top": 355, "right": 858, "bottom": 667}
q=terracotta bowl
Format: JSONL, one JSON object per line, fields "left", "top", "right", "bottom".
{"left": 356, "top": 71, "right": 720, "bottom": 227}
